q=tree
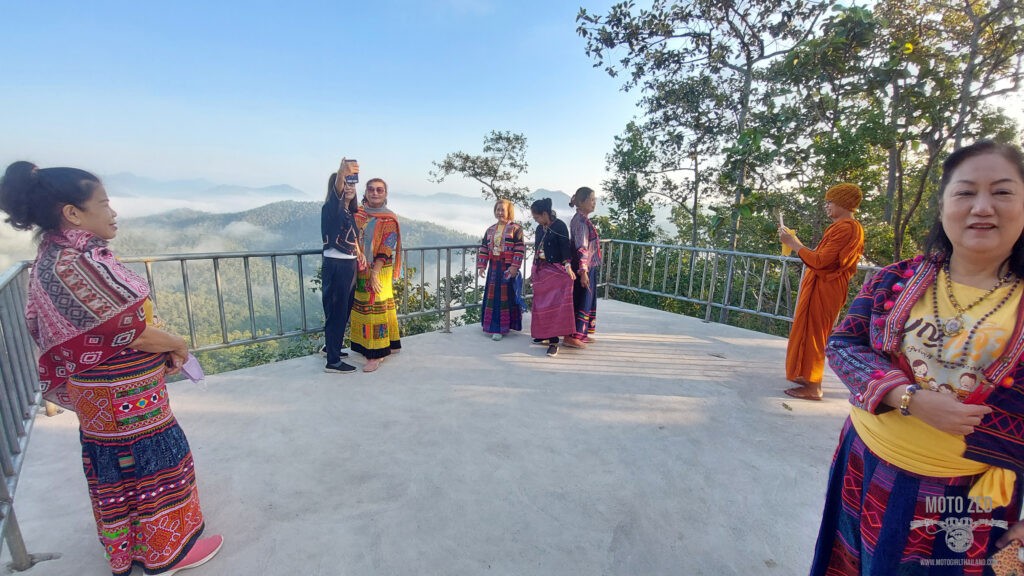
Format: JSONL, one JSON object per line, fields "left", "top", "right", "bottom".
{"left": 951, "top": 0, "right": 1024, "bottom": 148}
{"left": 429, "top": 131, "right": 532, "bottom": 210}
{"left": 774, "top": 0, "right": 1023, "bottom": 260}
{"left": 577, "top": 0, "right": 832, "bottom": 251}
{"left": 603, "top": 122, "right": 660, "bottom": 242}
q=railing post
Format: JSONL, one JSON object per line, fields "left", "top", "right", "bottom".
{"left": 704, "top": 253, "right": 719, "bottom": 322}
{"left": 718, "top": 253, "right": 736, "bottom": 324}
{"left": 443, "top": 249, "right": 452, "bottom": 333}
{"left": 3, "top": 505, "right": 32, "bottom": 571}
{"left": 603, "top": 241, "right": 612, "bottom": 300}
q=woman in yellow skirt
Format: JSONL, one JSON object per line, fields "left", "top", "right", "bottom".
{"left": 351, "top": 177, "right": 402, "bottom": 372}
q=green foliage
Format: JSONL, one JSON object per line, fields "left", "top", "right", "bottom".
{"left": 602, "top": 122, "right": 662, "bottom": 242}
{"left": 393, "top": 266, "right": 484, "bottom": 335}
{"left": 578, "top": 0, "right": 1024, "bottom": 264}
{"left": 578, "top": 0, "right": 836, "bottom": 250}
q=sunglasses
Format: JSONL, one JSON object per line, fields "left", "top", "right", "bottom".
{"left": 366, "top": 186, "right": 386, "bottom": 193}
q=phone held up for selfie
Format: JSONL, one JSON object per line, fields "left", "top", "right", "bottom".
{"left": 344, "top": 158, "right": 359, "bottom": 185}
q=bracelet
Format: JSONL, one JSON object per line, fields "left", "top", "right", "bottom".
{"left": 899, "top": 384, "right": 920, "bottom": 416}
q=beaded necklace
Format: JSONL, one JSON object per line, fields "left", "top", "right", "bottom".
{"left": 931, "top": 266, "right": 1020, "bottom": 370}
{"left": 492, "top": 221, "right": 507, "bottom": 255}
{"left": 940, "top": 262, "right": 1014, "bottom": 336}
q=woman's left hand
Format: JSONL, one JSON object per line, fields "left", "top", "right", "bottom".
{"left": 505, "top": 268, "right": 519, "bottom": 280}
{"left": 370, "top": 273, "right": 384, "bottom": 294}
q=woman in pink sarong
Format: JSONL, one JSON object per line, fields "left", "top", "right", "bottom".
{"left": 529, "top": 198, "right": 576, "bottom": 357}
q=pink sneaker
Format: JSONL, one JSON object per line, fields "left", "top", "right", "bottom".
{"left": 164, "top": 534, "right": 224, "bottom": 575}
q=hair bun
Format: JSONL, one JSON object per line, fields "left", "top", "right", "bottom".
{"left": 0, "top": 161, "right": 42, "bottom": 231}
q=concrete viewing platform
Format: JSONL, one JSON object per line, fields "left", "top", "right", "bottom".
{"left": 2, "top": 300, "right": 852, "bottom": 576}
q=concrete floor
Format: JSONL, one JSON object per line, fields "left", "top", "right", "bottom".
{"left": 1, "top": 299, "right": 852, "bottom": 576}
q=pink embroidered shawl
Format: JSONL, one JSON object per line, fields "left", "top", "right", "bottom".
{"left": 26, "top": 229, "right": 150, "bottom": 408}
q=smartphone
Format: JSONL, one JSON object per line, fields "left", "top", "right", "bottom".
{"left": 344, "top": 158, "right": 359, "bottom": 185}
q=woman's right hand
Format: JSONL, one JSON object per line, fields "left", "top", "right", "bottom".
{"left": 908, "top": 389, "right": 993, "bottom": 435}
{"left": 166, "top": 345, "right": 188, "bottom": 376}
{"left": 337, "top": 158, "right": 359, "bottom": 192}
{"left": 131, "top": 326, "right": 189, "bottom": 375}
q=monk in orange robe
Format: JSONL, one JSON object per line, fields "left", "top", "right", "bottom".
{"left": 779, "top": 183, "right": 865, "bottom": 400}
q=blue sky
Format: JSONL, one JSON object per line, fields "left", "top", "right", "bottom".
{"left": 0, "top": 0, "right": 638, "bottom": 205}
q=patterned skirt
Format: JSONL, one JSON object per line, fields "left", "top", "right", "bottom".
{"left": 482, "top": 260, "right": 523, "bottom": 335}
{"left": 350, "top": 264, "right": 402, "bottom": 359}
{"left": 810, "top": 418, "right": 1018, "bottom": 576}
{"left": 67, "top": 349, "right": 205, "bottom": 576}
{"left": 572, "top": 267, "right": 599, "bottom": 339}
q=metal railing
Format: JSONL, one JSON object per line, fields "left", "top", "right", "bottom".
{"left": 114, "top": 244, "right": 505, "bottom": 352}
{"left": 0, "top": 262, "right": 41, "bottom": 571}
{"left": 600, "top": 240, "right": 880, "bottom": 331}
{"left": 112, "top": 243, "right": 607, "bottom": 353}
{"left": 0, "top": 239, "right": 863, "bottom": 568}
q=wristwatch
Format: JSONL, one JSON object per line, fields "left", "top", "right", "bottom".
{"left": 899, "top": 384, "right": 921, "bottom": 416}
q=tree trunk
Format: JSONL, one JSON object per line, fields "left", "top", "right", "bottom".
{"left": 954, "top": 2, "right": 983, "bottom": 149}
{"left": 884, "top": 145, "right": 898, "bottom": 223}
{"left": 727, "top": 66, "right": 754, "bottom": 252}
{"left": 892, "top": 147, "right": 906, "bottom": 260}
{"left": 691, "top": 155, "right": 700, "bottom": 248}
{"left": 884, "top": 79, "right": 901, "bottom": 224}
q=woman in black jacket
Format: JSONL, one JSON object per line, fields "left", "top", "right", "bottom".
{"left": 320, "top": 158, "right": 364, "bottom": 373}
{"left": 529, "top": 198, "right": 577, "bottom": 357}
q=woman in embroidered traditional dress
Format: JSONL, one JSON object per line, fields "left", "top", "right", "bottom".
{"left": 567, "top": 187, "right": 601, "bottom": 349}
{"left": 0, "top": 162, "right": 222, "bottom": 576}
{"left": 476, "top": 199, "right": 525, "bottom": 341}
{"left": 528, "top": 198, "right": 575, "bottom": 357}
{"left": 350, "top": 178, "right": 402, "bottom": 373}
{"left": 779, "top": 183, "right": 865, "bottom": 401}
{"left": 812, "top": 141, "right": 1024, "bottom": 575}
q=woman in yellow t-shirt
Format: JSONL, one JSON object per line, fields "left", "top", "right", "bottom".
{"left": 811, "top": 141, "right": 1024, "bottom": 574}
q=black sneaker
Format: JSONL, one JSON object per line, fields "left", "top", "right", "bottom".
{"left": 532, "top": 338, "right": 546, "bottom": 346}
{"left": 324, "top": 361, "right": 356, "bottom": 374}
{"left": 319, "top": 345, "right": 348, "bottom": 358}
{"left": 546, "top": 344, "right": 558, "bottom": 357}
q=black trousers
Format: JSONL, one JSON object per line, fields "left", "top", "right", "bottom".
{"left": 322, "top": 257, "right": 357, "bottom": 365}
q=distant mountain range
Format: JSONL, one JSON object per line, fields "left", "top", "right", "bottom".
{"left": 112, "top": 200, "right": 479, "bottom": 256}
{"left": 103, "top": 173, "right": 307, "bottom": 201}
{"left": 111, "top": 188, "right": 576, "bottom": 257}
{"left": 0, "top": 173, "right": 582, "bottom": 270}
